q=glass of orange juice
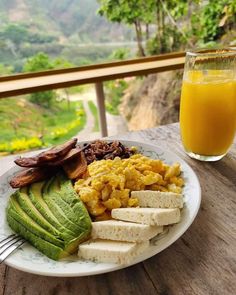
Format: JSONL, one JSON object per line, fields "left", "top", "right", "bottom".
{"left": 180, "top": 48, "right": 236, "bottom": 161}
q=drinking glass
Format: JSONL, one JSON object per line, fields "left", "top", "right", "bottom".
{"left": 180, "top": 48, "right": 236, "bottom": 161}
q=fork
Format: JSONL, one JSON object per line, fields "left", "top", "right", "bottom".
{"left": 0, "top": 234, "right": 25, "bottom": 264}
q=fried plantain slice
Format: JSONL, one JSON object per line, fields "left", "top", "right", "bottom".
{"left": 9, "top": 167, "right": 56, "bottom": 188}
{"left": 38, "top": 138, "right": 77, "bottom": 162}
{"left": 62, "top": 151, "right": 87, "bottom": 180}
{"left": 14, "top": 157, "right": 42, "bottom": 167}
{"left": 15, "top": 138, "right": 77, "bottom": 167}
{"left": 47, "top": 146, "right": 83, "bottom": 166}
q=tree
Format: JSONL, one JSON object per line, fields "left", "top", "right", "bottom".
{"left": 53, "top": 57, "right": 75, "bottom": 110}
{"left": 98, "top": 0, "right": 150, "bottom": 56}
{"left": 24, "top": 52, "right": 54, "bottom": 73}
{"left": 0, "top": 64, "right": 13, "bottom": 76}
{"left": 0, "top": 23, "right": 28, "bottom": 56}
{"left": 98, "top": 0, "right": 191, "bottom": 55}
{"left": 23, "top": 53, "right": 55, "bottom": 108}
{"left": 192, "top": 0, "right": 236, "bottom": 44}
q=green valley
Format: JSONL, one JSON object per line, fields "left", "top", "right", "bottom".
{"left": 0, "top": 97, "right": 86, "bottom": 154}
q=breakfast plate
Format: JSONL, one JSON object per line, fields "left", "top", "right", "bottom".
{"left": 0, "top": 140, "right": 201, "bottom": 276}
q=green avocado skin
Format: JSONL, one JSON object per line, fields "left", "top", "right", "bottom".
{"left": 7, "top": 172, "right": 92, "bottom": 260}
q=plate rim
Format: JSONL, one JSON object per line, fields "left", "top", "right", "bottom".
{"left": 1, "top": 139, "right": 201, "bottom": 277}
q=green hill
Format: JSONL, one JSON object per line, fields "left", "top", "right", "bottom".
{"left": 0, "top": 0, "right": 135, "bottom": 72}
{"left": 0, "top": 97, "right": 86, "bottom": 154}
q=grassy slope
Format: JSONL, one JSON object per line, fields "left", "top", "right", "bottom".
{"left": 0, "top": 97, "right": 86, "bottom": 152}
{"left": 88, "top": 100, "right": 99, "bottom": 132}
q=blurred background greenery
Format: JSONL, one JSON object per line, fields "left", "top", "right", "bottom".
{"left": 0, "top": 0, "right": 235, "bottom": 154}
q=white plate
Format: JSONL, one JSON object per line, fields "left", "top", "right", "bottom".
{"left": 0, "top": 140, "right": 201, "bottom": 277}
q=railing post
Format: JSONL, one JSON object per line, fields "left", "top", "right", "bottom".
{"left": 95, "top": 82, "right": 108, "bottom": 137}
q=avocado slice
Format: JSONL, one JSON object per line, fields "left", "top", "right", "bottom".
{"left": 47, "top": 174, "right": 91, "bottom": 245}
{"left": 17, "top": 187, "right": 61, "bottom": 237}
{"left": 42, "top": 178, "right": 86, "bottom": 235}
{"left": 52, "top": 174, "right": 91, "bottom": 231}
{"left": 7, "top": 214, "right": 69, "bottom": 260}
{"left": 8, "top": 194, "right": 64, "bottom": 248}
{"left": 7, "top": 194, "right": 89, "bottom": 259}
{"left": 59, "top": 177, "right": 92, "bottom": 232}
{"left": 7, "top": 174, "right": 92, "bottom": 261}
{"left": 28, "top": 181, "right": 76, "bottom": 241}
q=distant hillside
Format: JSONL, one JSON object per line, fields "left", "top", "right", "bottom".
{"left": 0, "top": 0, "right": 134, "bottom": 42}
{"left": 0, "top": 0, "right": 135, "bottom": 72}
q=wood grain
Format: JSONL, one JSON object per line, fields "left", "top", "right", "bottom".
{"left": 0, "top": 54, "right": 185, "bottom": 99}
{"left": 1, "top": 123, "right": 236, "bottom": 295}
{"left": 0, "top": 265, "right": 6, "bottom": 295}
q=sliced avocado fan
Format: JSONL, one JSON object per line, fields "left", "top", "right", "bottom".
{"left": 7, "top": 172, "right": 92, "bottom": 260}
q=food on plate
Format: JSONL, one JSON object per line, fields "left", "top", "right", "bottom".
{"left": 91, "top": 220, "right": 163, "bottom": 242}
{"left": 14, "top": 138, "right": 77, "bottom": 167}
{"left": 10, "top": 140, "right": 136, "bottom": 188}
{"left": 78, "top": 239, "right": 149, "bottom": 265}
{"left": 82, "top": 140, "right": 135, "bottom": 164}
{"left": 46, "top": 146, "right": 84, "bottom": 166}
{"left": 9, "top": 167, "right": 57, "bottom": 188}
{"left": 7, "top": 172, "right": 92, "bottom": 260}
{"left": 111, "top": 208, "right": 180, "bottom": 226}
{"left": 7, "top": 138, "right": 185, "bottom": 264}
{"left": 81, "top": 195, "right": 182, "bottom": 264}
{"left": 131, "top": 191, "right": 183, "bottom": 208}
{"left": 10, "top": 141, "right": 87, "bottom": 188}
{"left": 62, "top": 150, "right": 87, "bottom": 179}
{"left": 74, "top": 154, "right": 184, "bottom": 219}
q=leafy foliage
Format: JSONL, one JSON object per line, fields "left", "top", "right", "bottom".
{"left": 98, "top": 0, "right": 236, "bottom": 54}
{"left": 23, "top": 52, "right": 54, "bottom": 72}
{"left": 0, "top": 23, "right": 27, "bottom": 45}
{"left": 23, "top": 53, "right": 77, "bottom": 108}
{"left": 98, "top": 0, "right": 192, "bottom": 55}
{"left": 192, "top": 0, "right": 236, "bottom": 44}
{"left": 105, "top": 79, "right": 128, "bottom": 115}
{"left": 23, "top": 52, "right": 55, "bottom": 107}
{"left": 98, "top": 0, "right": 154, "bottom": 56}
{"left": 0, "top": 63, "right": 13, "bottom": 75}
{"left": 88, "top": 101, "right": 100, "bottom": 132}
{"left": 109, "top": 48, "right": 131, "bottom": 60}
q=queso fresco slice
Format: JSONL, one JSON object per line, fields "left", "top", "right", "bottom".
{"left": 7, "top": 174, "right": 92, "bottom": 260}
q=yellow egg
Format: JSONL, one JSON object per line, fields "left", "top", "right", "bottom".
{"left": 103, "top": 198, "right": 121, "bottom": 210}
{"left": 75, "top": 154, "right": 184, "bottom": 219}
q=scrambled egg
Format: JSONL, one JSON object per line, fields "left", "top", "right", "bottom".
{"left": 74, "top": 154, "right": 184, "bottom": 220}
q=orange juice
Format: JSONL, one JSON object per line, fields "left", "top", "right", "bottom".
{"left": 180, "top": 71, "right": 236, "bottom": 156}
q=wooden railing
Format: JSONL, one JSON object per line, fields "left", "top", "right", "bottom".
{"left": 0, "top": 51, "right": 185, "bottom": 136}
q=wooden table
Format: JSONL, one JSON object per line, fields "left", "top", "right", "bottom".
{"left": 0, "top": 123, "right": 235, "bottom": 295}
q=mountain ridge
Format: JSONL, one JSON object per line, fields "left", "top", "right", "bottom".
{"left": 0, "top": 0, "right": 134, "bottom": 42}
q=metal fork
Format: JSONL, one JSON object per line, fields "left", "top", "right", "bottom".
{"left": 0, "top": 234, "right": 25, "bottom": 264}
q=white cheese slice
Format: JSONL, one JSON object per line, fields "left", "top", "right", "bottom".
{"left": 131, "top": 191, "right": 183, "bottom": 208}
{"left": 78, "top": 239, "right": 149, "bottom": 265}
{"left": 111, "top": 207, "right": 180, "bottom": 226}
{"left": 91, "top": 220, "right": 163, "bottom": 242}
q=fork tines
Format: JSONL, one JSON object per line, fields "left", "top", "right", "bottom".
{"left": 0, "top": 234, "right": 25, "bottom": 264}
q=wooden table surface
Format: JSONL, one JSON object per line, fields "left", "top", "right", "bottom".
{"left": 0, "top": 123, "right": 235, "bottom": 295}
